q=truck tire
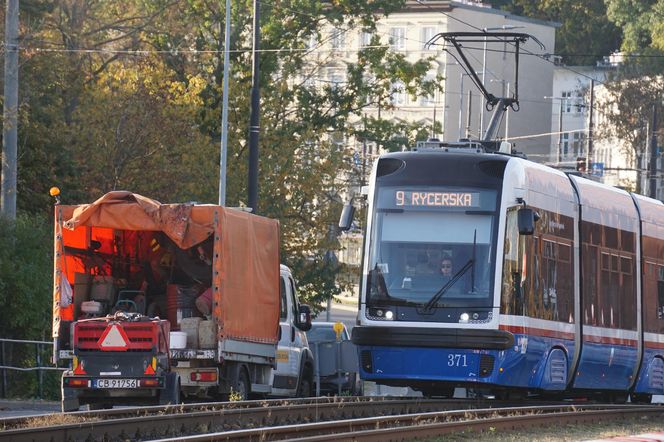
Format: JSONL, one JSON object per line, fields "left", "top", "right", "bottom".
{"left": 233, "top": 369, "right": 250, "bottom": 400}
{"left": 297, "top": 368, "right": 313, "bottom": 397}
{"left": 159, "top": 373, "right": 181, "bottom": 406}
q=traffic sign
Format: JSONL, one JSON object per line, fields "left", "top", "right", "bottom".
{"left": 98, "top": 324, "right": 130, "bottom": 351}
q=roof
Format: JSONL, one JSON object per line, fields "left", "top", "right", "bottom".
{"left": 391, "top": 1, "right": 559, "bottom": 29}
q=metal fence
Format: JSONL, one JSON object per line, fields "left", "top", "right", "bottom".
{"left": 0, "top": 338, "right": 65, "bottom": 399}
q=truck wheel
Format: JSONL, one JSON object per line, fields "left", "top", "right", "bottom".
{"left": 297, "top": 370, "right": 313, "bottom": 397}
{"left": 234, "top": 369, "right": 250, "bottom": 400}
{"left": 159, "top": 373, "right": 181, "bottom": 406}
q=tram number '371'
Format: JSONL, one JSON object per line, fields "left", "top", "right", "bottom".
{"left": 448, "top": 354, "right": 468, "bottom": 367}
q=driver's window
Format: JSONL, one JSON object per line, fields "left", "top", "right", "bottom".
{"left": 279, "top": 277, "right": 288, "bottom": 320}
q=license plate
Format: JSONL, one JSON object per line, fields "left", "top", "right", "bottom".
{"left": 94, "top": 378, "right": 138, "bottom": 389}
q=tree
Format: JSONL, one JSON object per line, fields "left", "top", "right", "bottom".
{"left": 498, "top": 0, "right": 621, "bottom": 66}
{"left": 3, "top": 0, "right": 441, "bottom": 317}
{"left": 132, "top": 0, "right": 442, "bottom": 307}
{"left": 598, "top": 77, "right": 664, "bottom": 195}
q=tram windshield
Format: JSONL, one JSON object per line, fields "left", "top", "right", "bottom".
{"left": 366, "top": 186, "right": 498, "bottom": 309}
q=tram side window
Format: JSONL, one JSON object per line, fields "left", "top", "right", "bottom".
{"left": 538, "top": 239, "right": 572, "bottom": 321}
{"left": 501, "top": 209, "right": 524, "bottom": 314}
{"left": 581, "top": 222, "right": 599, "bottom": 326}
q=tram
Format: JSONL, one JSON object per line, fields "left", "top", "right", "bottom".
{"left": 348, "top": 142, "right": 664, "bottom": 401}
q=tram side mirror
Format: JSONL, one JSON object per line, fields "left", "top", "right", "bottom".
{"left": 339, "top": 203, "right": 355, "bottom": 231}
{"left": 517, "top": 207, "right": 538, "bottom": 235}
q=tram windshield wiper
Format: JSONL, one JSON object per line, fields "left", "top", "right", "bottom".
{"left": 423, "top": 259, "right": 474, "bottom": 311}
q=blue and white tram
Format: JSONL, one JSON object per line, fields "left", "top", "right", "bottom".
{"left": 350, "top": 143, "right": 664, "bottom": 401}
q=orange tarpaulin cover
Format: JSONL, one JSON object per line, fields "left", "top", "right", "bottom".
{"left": 53, "top": 192, "right": 280, "bottom": 346}
{"left": 63, "top": 191, "right": 213, "bottom": 249}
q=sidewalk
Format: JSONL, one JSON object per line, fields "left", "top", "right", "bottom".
{"left": 0, "top": 399, "right": 60, "bottom": 417}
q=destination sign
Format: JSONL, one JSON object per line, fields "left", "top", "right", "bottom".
{"left": 395, "top": 190, "right": 480, "bottom": 208}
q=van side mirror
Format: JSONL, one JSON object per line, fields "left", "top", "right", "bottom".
{"left": 296, "top": 304, "right": 312, "bottom": 331}
{"left": 338, "top": 203, "right": 355, "bottom": 231}
{"left": 517, "top": 207, "right": 538, "bottom": 235}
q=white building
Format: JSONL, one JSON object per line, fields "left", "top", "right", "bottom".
{"left": 547, "top": 55, "right": 664, "bottom": 195}
{"left": 311, "top": 1, "right": 558, "bottom": 163}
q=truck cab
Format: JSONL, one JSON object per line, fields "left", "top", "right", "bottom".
{"left": 270, "top": 265, "right": 314, "bottom": 397}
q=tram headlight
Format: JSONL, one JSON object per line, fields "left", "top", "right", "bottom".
{"left": 367, "top": 307, "right": 395, "bottom": 321}
{"left": 459, "top": 313, "right": 470, "bottom": 323}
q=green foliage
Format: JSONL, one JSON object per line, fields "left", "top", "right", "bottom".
{"left": 500, "top": 0, "right": 621, "bottom": 66}
{"left": 0, "top": 214, "right": 53, "bottom": 339}
{"left": 3, "top": 0, "right": 443, "bottom": 321}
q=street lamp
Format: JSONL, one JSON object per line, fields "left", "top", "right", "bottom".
{"left": 479, "top": 25, "right": 525, "bottom": 139}
{"left": 459, "top": 71, "right": 480, "bottom": 139}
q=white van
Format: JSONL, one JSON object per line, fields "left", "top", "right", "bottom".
{"left": 270, "top": 265, "right": 315, "bottom": 397}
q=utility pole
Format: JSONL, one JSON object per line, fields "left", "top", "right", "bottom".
{"left": 2, "top": 0, "right": 19, "bottom": 220}
{"left": 218, "top": 0, "right": 232, "bottom": 206}
{"left": 558, "top": 100, "right": 563, "bottom": 162}
{"left": 650, "top": 102, "right": 658, "bottom": 199}
{"left": 465, "top": 90, "right": 472, "bottom": 138}
{"left": 586, "top": 79, "right": 595, "bottom": 173}
{"left": 247, "top": 0, "right": 260, "bottom": 213}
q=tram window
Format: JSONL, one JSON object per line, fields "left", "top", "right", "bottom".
{"left": 605, "top": 227, "right": 618, "bottom": 249}
{"left": 659, "top": 282, "right": 664, "bottom": 320}
{"left": 601, "top": 252, "right": 610, "bottom": 271}
{"left": 620, "top": 257, "right": 632, "bottom": 274}
{"left": 543, "top": 240, "right": 555, "bottom": 258}
{"left": 611, "top": 254, "right": 618, "bottom": 272}
{"left": 558, "top": 243, "right": 571, "bottom": 262}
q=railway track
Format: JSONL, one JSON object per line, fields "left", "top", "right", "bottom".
{"left": 0, "top": 396, "right": 486, "bottom": 441}
{"left": 1, "top": 397, "right": 662, "bottom": 441}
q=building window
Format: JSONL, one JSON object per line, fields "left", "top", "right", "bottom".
{"left": 562, "top": 91, "right": 572, "bottom": 113}
{"left": 562, "top": 133, "right": 570, "bottom": 157}
{"left": 572, "top": 132, "right": 583, "bottom": 156}
{"left": 391, "top": 81, "right": 406, "bottom": 105}
{"left": 331, "top": 28, "right": 345, "bottom": 50}
{"left": 360, "top": 31, "right": 373, "bottom": 48}
{"left": 389, "top": 27, "right": 405, "bottom": 50}
{"left": 419, "top": 75, "right": 436, "bottom": 105}
{"left": 421, "top": 27, "right": 437, "bottom": 49}
{"left": 306, "top": 34, "right": 317, "bottom": 50}
{"left": 329, "top": 72, "right": 343, "bottom": 90}
{"left": 574, "top": 93, "right": 584, "bottom": 113}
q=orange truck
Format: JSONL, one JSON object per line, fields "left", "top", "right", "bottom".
{"left": 52, "top": 191, "right": 312, "bottom": 411}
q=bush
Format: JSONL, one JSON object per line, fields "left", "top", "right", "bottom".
{"left": 0, "top": 213, "right": 56, "bottom": 399}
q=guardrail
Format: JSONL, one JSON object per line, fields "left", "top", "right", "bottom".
{"left": 0, "top": 338, "right": 65, "bottom": 399}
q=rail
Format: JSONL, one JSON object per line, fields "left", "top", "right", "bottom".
{"left": 2, "top": 397, "right": 662, "bottom": 441}
{"left": 0, "top": 338, "right": 64, "bottom": 399}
